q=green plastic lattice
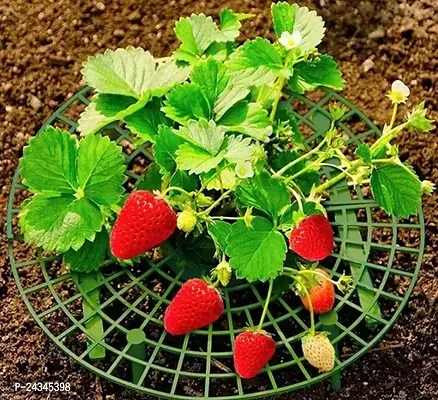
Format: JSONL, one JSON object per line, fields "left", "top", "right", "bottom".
{"left": 7, "top": 87, "right": 424, "bottom": 399}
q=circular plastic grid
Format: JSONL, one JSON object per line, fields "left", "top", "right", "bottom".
{"left": 7, "top": 87, "right": 424, "bottom": 399}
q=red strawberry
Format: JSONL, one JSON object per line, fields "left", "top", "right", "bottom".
{"left": 234, "top": 330, "right": 276, "bottom": 379}
{"left": 301, "top": 268, "right": 335, "bottom": 314}
{"left": 110, "top": 190, "right": 177, "bottom": 260}
{"left": 289, "top": 214, "right": 334, "bottom": 261}
{"left": 164, "top": 279, "right": 224, "bottom": 335}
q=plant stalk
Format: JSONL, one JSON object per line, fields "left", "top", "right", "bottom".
{"left": 313, "top": 159, "right": 364, "bottom": 195}
{"left": 257, "top": 279, "right": 274, "bottom": 331}
{"left": 270, "top": 76, "right": 286, "bottom": 121}
{"left": 198, "top": 188, "right": 234, "bottom": 216}
{"left": 273, "top": 136, "right": 329, "bottom": 177}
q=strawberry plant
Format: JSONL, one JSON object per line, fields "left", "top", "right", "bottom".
{"left": 17, "top": 1, "right": 434, "bottom": 378}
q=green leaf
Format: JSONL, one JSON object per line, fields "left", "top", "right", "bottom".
{"left": 63, "top": 228, "right": 109, "bottom": 272}
{"left": 217, "top": 9, "right": 252, "bottom": 41}
{"left": 227, "top": 38, "right": 283, "bottom": 70}
{"left": 271, "top": 1, "right": 297, "bottom": 37}
{"left": 201, "top": 165, "right": 237, "bottom": 190}
{"left": 236, "top": 170, "right": 290, "bottom": 221}
{"left": 77, "top": 134, "right": 125, "bottom": 206}
{"left": 271, "top": 151, "right": 320, "bottom": 194}
{"left": 95, "top": 94, "right": 137, "bottom": 115}
{"left": 137, "top": 163, "right": 163, "bottom": 191}
{"left": 83, "top": 47, "right": 190, "bottom": 99}
{"left": 170, "top": 169, "right": 199, "bottom": 192}
{"left": 124, "top": 99, "right": 171, "bottom": 143}
{"left": 214, "top": 85, "right": 251, "bottom": 120}
{"left": 20, "top": 126, "right": 78, "bottom": 194}
{"left": 294, "top": 6, "right": 325, "bottom": 51}
{"left": 20, "top": 194, "right": 104, "bottom": 253}
{"left": 224, "top": 135, "right": 254, "bottom": 164}
{"left": 163, "top": 83, "right": 210, "bottom": 124}
{"left": 191, "top": 57, "right": 229, "bottom": 110}
{"left": 226, "top": 217, "right": 287, "bottom": 282}
{"left": 205, "top": 41, "right": 235, "bottom": 62}
{"left": 219, "top": 102, "right": 273, "bottom": 142}
{"left": 19, "top": 129, "right": 125, "bottom": 253}
{"left": 176, "top": 143, "right": 224, "bottom": 175}
{"left": 164, "top": 59, "right": 250, "bottom": 124}
{"left": 176, "top": 119, "right": 225, "bottom": 153}
{"left": 77, "top": 102, "right": 111, "bottom": 136}
{"left": 289, "top": 55, "right": 344, "bottom": 94}
{"left": 208, "top": 221, "right": 232, "bottom": 252}
{"left": 356, "top": 143, "right": 372, "bottom": 164}
{"left": 153, "top": 125, "right": 186, "bottom": 174}
{"left": 225, "top": 38, "right": 282, "bottom": 88}
{"left": 370, "top": 164, "right": 422, "bottom": 218}
{"left": 77, "top": 94, "right": 143, "bottom": 136}
{"left": 174, "top": 14, "right": 221, "bottom": 62}
{"left": 227, "top": 66, "right": 278, "bottom": 88}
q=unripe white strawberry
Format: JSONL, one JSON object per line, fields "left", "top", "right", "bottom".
{"left": 177, "top": 209, "right": 197, "bottom": 233}
{"left": 301, "top": 332, "right": 335, "bottom": 372}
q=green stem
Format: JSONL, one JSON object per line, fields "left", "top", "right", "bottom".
{"left": 284, "top": 154, "right": 325, "bottom": 183}
{"left": 257, "top": 279, "right": 274, "bottom": 331}
{"left": 370, "top": 121, "right": 409, "bottom": 153}
{"left": 371, "top": 158, "right": 396, "bottom": 165}
{"left": 269, "top": 76, "right": 286, "bottom": 121}
{"left": 198, "top": 188, "right": 234, "bottom": 216}
{"left": 287, "top": 179, "right": 305, "bottom": 199}
{"left": 274, "top": 136, "right": 329, "bottom": 177}
{"left": 389, "top": 103, "right": 398, "bottom": 130}
{"left": 209, "top": 216, "right": 242, "bottom": 221}
{"left": 257, "top": 83, "right": 276, "bottom": 105}
{"left": 161, "top": 186, "right": 191, "bottom": 197}
{"left": 287, "top": 186, "right": 303, "bottom": 211}
{"left": 300, "top": 284, "right": 315, "bottom": 335}
{"left": 313, "top": 159, "right": 364, "bottom": 195}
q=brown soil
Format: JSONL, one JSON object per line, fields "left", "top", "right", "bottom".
{"left": 0, "top": 0, "right": 437, "bottom": 399}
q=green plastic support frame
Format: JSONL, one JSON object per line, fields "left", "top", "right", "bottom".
{"left": 6, "top": 87, "right": 424, "bottom": 399}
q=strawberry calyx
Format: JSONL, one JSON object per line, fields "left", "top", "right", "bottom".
{"left": 241, "top": 326, "right": 273, "bottom": 338}
{"left": 202, "top": 275, "right": 222, "bottom": 291}
{"left": 210, "top": 259, "right": 232, "bottom": 287}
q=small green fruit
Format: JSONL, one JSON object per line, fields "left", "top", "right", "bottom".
{"left": 177, "top": 209, "right": 197, "bottom": 233}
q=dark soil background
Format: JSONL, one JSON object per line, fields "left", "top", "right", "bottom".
{"left": 0, "top": 0, "right": 437, "bottom": 399}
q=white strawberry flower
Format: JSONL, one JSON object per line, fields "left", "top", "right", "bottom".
{"left": 235, "top": 161, "right": 254, "bottom": 179}
{"left": 279, "top": 31, "right": 302, "bottom": 50}
{"left": 388, "top": 80, "right": 410, "bottom": 104}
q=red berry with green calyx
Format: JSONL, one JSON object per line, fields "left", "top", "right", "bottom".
{"left": 301, "top": 268, "right": 335, "bottom": 314}
{"left": 164, "top": 279, "right": 224, "bottom": 335}
{"left": 289, "top": 214, "right": 334, "bottom": 261}
{"left": 234, "top": 330, "right": 276, "bottom": 378}
{"left": 110, "top": 190, "right": 177, "bottom": 260}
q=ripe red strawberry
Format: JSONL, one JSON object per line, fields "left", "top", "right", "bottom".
{"left": 300, "top": 268, "right": 335, "bottom": 314}
{"left": 110, "top": 190, "right": 177, "bottom": 260}
{"left": 164, "top": 279, "right": 224, "bottom": 335}
{"left": 234, "top": 330, "right": 276, "bottom": 379}
{"left": 289, "top": 214, "right": 334, "bottom": 261}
